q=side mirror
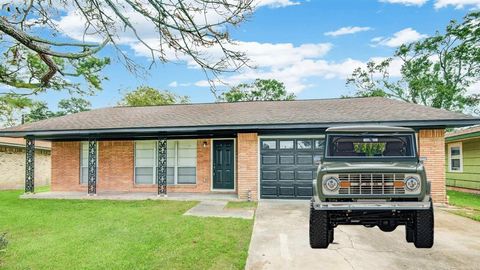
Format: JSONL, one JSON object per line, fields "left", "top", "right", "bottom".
{"left": 420, "top": 157, "right": 427, "bottom": 162}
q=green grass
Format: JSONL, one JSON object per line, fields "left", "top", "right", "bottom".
{"left": 447, "top": 190, "right": 480, "bottom": 222}
{"left": 0, "top": 190, "right": 254, "bottom": 270}
{"left": 225, "top": 201, "right": 257, "bottom": 210}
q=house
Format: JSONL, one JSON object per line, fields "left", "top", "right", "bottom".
{"left": 445, "top": 125, "right": 480, "bottom": 193}
{"left": 0, "top": 137, "right": 51, "bottom": 190}
{"left": 0, "top": 97, "right": 478, "bottom": 202}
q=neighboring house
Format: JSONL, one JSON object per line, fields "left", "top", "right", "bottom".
{"left": 445, "top": 126, "right": 480, "bottom": 193}
{"left": 0, "top": 97, "right": 478, "bottom": 202}
{"left": 0, "top": 137, "right": 51, "bottom": 190}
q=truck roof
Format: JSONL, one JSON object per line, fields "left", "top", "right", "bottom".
{"left": 326, "top": 125, "right": 415, "bottom": 133}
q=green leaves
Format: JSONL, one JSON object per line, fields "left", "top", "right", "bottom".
{"left": 119, "top": 86, "right": 190, "bottom": 106}
{"left": 221, "top": 79, "right": 295, "bottom": 102}
{"left": 23, "top": 97, "right": 92, "bottom": 124}
{"left": 347, "top": 12, "right": 480, "bottom": 112}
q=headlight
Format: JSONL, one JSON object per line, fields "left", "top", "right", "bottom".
{"left": 404, "top": 175, "right": 420, "bottom": 192}
{"left": 323, "top": 175, "right": 340, "bottom": 193}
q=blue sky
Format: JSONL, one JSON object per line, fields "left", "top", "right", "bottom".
{"left": 36, "top": 0, "right": 478, "bottom": 109}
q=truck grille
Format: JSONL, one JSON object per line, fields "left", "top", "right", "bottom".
{"left": 338, "top": 173, "right": 405, "bottom": 195}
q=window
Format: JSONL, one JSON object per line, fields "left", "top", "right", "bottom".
{"left": 80, "top": 142, "right": 98, "bottom": 184}
{"left": 326, "top": 134, "right": 415, "bottom": 158}
{"left": 262, "top": 140, "right": 276, "bottom": 150}
{"left": 279, "top": 140, "right": 294, "bottom": 149}
{"left": 448, "top": 143, "right": 463, "bottom": 172}
{"left": 135, "top": 140, "right": 197, "bottom": 185}
{"left": 297, "top": 139, "right": 312, "bottom": 149}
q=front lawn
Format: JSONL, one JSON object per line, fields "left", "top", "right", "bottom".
{"left": 447, "top": 190, "right": 480, "bottom": 222}
{"left": 0, "top": 190, "right": 253, "bottom": 270}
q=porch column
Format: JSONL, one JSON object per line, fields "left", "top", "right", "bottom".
{"left": 157, "top": 138, "right": 167, "bottom": 196}
{"left": 25, "top": 137, "right": 35, "bottom": 193}
{"left": 87, "top": 139, "right": 97, "bottom": 195}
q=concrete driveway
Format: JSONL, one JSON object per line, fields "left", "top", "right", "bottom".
{"left": 246, "top": 201, "right": 480, "bottom": 270}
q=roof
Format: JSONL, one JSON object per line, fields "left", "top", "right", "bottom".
{"left": 326, "top": 125, "right": 414, "bottom": 133}
{"left": 446, "top": 125, "right": 480, "bottom": 142}
{"left": 0, "top": 97, "right": 478, "bottom": 139}
{"left": 0, "top": 137, "right": 51, "bottom": 149}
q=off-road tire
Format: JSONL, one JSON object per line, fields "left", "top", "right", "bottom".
{"left": 328, "top": 229, "right": 334, "bottom": 243}
{"left": 405, "top": 225, "right": 414, "bottom": 243}
{"left": 309, "top": 204, "right": 330, "bottom": 248}
{"left": 413, "top": 205, "right": 434, "bottom": 248}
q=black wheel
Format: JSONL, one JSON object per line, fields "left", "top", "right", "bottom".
{"left": 328, "top": 229, "right": 334, "bottom": 243}
{"left": 406, "top": 225, "right": 414, "bottom": 243}
{"left": 413, "top": 204, "right": 434, "bottom": 248}
{"left": 378, "top": 224, "right": 397, "bottom": 232}
{"left": 309, "top": 205, "right": 330, "bottom": 249}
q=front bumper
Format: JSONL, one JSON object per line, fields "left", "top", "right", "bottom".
{"left": 312, "top": 198, "right": 432, "bottom": 211}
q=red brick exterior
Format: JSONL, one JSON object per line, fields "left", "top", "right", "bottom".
{"left": 51, "top": 139, "right": 212, "bottom": 193}
{"left": 237, "top": 133, "right": 258, "bottom": 200}
{"left": 419, "top": 129, "right": 446, "bottom": 203}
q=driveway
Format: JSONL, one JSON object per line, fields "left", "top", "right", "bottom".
{"left": 246, "top": 201, "right": 480, "bottom": 270}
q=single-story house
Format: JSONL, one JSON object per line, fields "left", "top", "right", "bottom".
{"left": 0, "top": 97, "right": 478, "bottom": 202}
{"left": 0, "top": 137, "right": 51, "bottom": 190}
{"left": 445, "top": 125, "right": 480, "bottom": 193}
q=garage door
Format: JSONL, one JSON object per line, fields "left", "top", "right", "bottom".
{"left": 260, "top": 137, "right": 325, "bottom": 199}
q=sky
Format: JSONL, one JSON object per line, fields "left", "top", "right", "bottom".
{"left": 35, "top": 0, "right": 479, "bottom": 109}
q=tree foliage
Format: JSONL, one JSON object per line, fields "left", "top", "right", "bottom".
{"left": 346, "top": 12, "right": 480, "bottom": 112}
{"left": 119, "top": 86, "right": 190, "bottom": 106}
{"left": 23, "top": 97, "right": 91, "bottom": 124}
{"left": 0, "top": 0, "right": 253, "bottom": 94}
{"left": 221, "top": 79, "right": 295, "bottom": 102}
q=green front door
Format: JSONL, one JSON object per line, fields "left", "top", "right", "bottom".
{"left": 213, "top": 140, "right": 234, "bottom": 190}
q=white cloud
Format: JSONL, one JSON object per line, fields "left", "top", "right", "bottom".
{"left": 379, "top": 0, "right": 428, "bottom": 6}
{"left": 324, "top": 26, "right": 372, "bottom": 37}
{"left": 255, "top": 0, "right": 300, "bottom": 8}
{"left": 168, "top": 81, "right": 179, "bottom": 88}
{"left": 434, "top": 0, "right": 480, "bottom": 9}
{"left": 371, "top": 28, "right": 428, "bottom": 47}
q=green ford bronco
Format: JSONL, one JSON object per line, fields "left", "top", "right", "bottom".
{"left": 310, "top": 126, "right": 434, "bottom": 249}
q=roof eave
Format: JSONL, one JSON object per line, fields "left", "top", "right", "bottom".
{"left": 1, "top": 118, "right": 479, "bottom": 140}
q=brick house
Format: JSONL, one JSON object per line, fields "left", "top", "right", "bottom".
{"left": 0, "top": 137, "right": 51, "bottom": 190}
{"left": 0, "top": 97, "right": 478, "bottom": 202}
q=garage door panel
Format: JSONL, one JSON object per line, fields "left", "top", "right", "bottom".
{"left": 262, "top": 155, "right": 277, "bottom": 164}
{"left": 279, "top": 170, "right": 295, "bottom": 180}
{"left": 262, "top": 170, "right": 277, "bottom": 180}
{"left": 297, "top": 170, "right": 314, "bottom": 180}
{"left": 260, "top": 137, "right": 324, "bottom": 199}
{"left": 280, "top": 155, "right": 295, "bottom": 164}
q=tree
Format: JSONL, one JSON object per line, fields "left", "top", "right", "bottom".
{"left": 0, "top": 94, "right": 32, "bottom": 127}
{"left": 346, "top": 12, "right": 480, "bottom": 112}
{"left": 57, "top": 98, "right": 91, "bottom": 115}
{"left": 221, "top": 79, "right": 295, "bottom": 102}
{"left": 0, "top": 1, "right": 253, "bottom": 95}
{"left": 23, "top": 97, "right": 91, "bottom": 124}
{"left": 119, "top": 86, "right": 190, "bottom": 106}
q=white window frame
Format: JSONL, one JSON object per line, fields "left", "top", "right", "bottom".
{"left": 448, "top": 142, "right": 463, "bottom": 173}
{"left": 80, "top": 141, "right": 98, "bottom": 184}
{"left": 134, "top": 140, "right": 197, "bottom": 185}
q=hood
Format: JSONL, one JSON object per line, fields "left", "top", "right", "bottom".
{"left": 320, "top": 160, "right": 421, "bottom": 174}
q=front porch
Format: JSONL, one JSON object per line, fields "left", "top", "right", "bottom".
{"left": 20, "top": 191, "right": 239, "bottom": 201}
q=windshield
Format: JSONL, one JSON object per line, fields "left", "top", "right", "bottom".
{"left": 326, "top": 134, "right": 416, "bottom": 158}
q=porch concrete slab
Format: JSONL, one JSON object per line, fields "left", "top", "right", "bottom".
{"left": 20, "top": 191, "right": 238, "bottom": 201}
{"left": 183, "top": 200, "right": 254, "bottom": 219}
{"left": 246, "top": 200, "right": 480, "bottom": 270}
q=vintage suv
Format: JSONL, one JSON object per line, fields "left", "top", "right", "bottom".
{"left": 310, "top": 126, "right": 434, "bottom": 249}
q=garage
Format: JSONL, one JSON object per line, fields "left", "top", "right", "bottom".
{"left": 260, "top": 137, "right": 325, "bottom": 199}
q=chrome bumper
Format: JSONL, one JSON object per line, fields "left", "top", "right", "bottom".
{"left": 312, "top": 199, "right": 432, "bottom": 210}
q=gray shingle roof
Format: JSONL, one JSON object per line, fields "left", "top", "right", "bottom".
{"left": 1, "top": 97, "right": 478, "bottom": 137}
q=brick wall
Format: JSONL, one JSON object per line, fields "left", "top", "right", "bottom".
{"left": 51, "top": 141, "right": 83, "bottom": 192}
{"left": 237, "top": 133, "right": 258, "bottom": 200}
{"left": 51, "top": 139, "right": 212, "bottom": 193}
{"left": 0, "top": 146, "right": 51, "bottom": 190}
{"left": 418, "top": 129, "right": 446, "bottom": 203}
